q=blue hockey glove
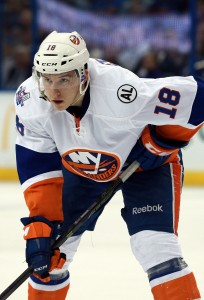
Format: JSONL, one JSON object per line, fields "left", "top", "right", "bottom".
{"left": 127, "top": 125, "right": 188, "bottom": 171}
{"left": 21, "top": 216, "right": 66, "bottom": 282}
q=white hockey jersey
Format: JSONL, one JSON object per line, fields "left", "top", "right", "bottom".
{"left": 15, "top": 58, "right": 204, "bottom": 220}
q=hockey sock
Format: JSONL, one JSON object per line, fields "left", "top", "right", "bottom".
{"left": 151, "top": 272, "right": 201, "bottom": 300}
{"left": 28, "top": 272, "right": 70, "bottom": 300}
{"left": 148, "top": 258, "right": 201, "bottom": 300}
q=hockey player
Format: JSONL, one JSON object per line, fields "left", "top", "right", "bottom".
{"left": 15, "top": 31, "right": 204, "bottom": 300}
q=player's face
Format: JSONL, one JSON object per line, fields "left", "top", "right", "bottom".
{"left": 42, "top": 71, "right": 82, "bottom": 110}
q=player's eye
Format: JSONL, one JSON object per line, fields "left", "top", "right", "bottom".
{"left": 43, "top": 77, "right": 52, "bottom": 84}
{"left": 59, "top": 77, "right": 75, "bottom": 86}
{"left": 60, "top": 78, "right": 70, "bottom": 83}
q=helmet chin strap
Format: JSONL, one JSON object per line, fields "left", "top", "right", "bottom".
{"left": 70, "top": 93, "right": 84, "bottom": 107}
{"left": 70, "top": 75, "right": 90, "bottom": 107}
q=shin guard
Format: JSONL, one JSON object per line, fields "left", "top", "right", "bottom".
{"left": 151, "top": 272, "right": 201, "bottom": 300}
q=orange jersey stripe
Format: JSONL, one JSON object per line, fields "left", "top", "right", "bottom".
{"left": 24, "top": 177, "right": 64, "bottom": 221}
{"left": 155, "top": 124, "right": 203, "bottom": 142}
{"left": 68, "top": 159, "right": 115, "bottom": 170}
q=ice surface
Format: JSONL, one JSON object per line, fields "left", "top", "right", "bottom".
{"left": 0, "top": 182, "right": 204, "bottom": 299}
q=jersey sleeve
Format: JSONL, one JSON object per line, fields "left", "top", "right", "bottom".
{"left": 137, "top": 76, "right": 204, "bottom": 129}
{"left": 131, "top": 75, "right": 204, "bottom": 142}
{"left": 187, "top": 76, "right": 204, "bottom": 126}
{"left": 15, "top": 84, "right": 63, "bottom": 221}
{"left": 90, "top": 60, "right": 204, "bottom": 133}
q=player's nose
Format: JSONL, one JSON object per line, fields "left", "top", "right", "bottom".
{"left": 51, "top": 88, "right": 61, "bottom": 98}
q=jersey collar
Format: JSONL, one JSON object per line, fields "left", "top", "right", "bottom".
{"left": 66, "top": 86, "right": 90, "bottom": 119}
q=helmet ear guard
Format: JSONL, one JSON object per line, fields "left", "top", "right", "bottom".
{"left": 32, "top": 67, "right": 49, "bottom": 101}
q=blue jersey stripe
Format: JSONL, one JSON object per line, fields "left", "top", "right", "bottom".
{"left": 16, "top": 144, "right": 62, "bottom": 184}
{"left": 188, "top": 76, "right": 204, "bottom": 126}
{"left": 30, "top": 271, "right": 69, "bottom": 286}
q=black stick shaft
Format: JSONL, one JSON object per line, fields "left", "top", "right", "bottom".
{"left": 0, "top": 161, "right": 139, "bottom": 300}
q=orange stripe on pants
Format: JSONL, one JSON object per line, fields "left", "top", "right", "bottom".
{"left": 170, "top": 162, "right": 182, "bottom": 236}
{"left": 151, "top": 273, "right": 201, "bottom": 300}
{"left": 28, "top": 282, "right": 70, "bottom": 300}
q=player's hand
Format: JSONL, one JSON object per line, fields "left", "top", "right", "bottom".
{"left": 127, "top": 125, "right": 188, "bottom": 171}
{"left": 21, "top": 216, "right": 66, "bottom": 282}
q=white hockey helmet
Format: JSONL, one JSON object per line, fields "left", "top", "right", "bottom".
{"left": 34, "top": 31, "right": 90, "bottom": 75}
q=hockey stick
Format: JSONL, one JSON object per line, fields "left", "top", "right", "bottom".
{"left": 0, "top": 160, "right": 140, "bottom": 300}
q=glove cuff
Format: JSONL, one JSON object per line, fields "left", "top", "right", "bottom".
{"left": 141, "top": 126, "right": 177, "bottom": 156}
{"left": 21, "top": 216, "right": 53, "bottom": 240}
{"left": 23, "top": 222, "right": 52, "bottom": 240}
{"left": 21, "top": 216, "right": 53, "bottom": 227}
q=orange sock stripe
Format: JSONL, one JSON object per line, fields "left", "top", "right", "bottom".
{"left": 151, "top": 272, "right": 201, "bottom": 300}
{"left": 28, "top": 282, "right": 70, "bottom": 300}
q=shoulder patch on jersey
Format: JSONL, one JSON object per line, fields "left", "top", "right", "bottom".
{"left": 117, "top": 84, "right": 137, "bottom": 103}
{"left": 16, "top": 86, "right": 31, "bottom": 107}
{"left": 62, "top": 149, "right": 121, "bottom": 182}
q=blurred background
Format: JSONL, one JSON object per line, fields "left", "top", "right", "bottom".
{"left": 2, "top": 0, "right": 204, "bottom": 89}
{"left": 0, "top": 0, "right": 204, "bottom": 183}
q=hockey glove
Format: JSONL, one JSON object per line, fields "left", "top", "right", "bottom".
{"left": 127, "top": 125, "right": 188, "bottom": 171}
{"left": 21, "top": 216, "right": 66, "bottom": 282}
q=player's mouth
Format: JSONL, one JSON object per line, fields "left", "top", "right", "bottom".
{"left": 52, "top": 99, "right": 63, "bottom": 103}
{"left": 52, "top": 100, "right": 63, "bottom": 104}
{"left": 51, "top": 99, "right": 66, "bottom": 110}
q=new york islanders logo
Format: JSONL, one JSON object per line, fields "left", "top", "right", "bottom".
{"left": 69, "top": 35, "right": 80, "bottom": 45}
{"left": 62, "top": 149, "right": 121, "bottom": 182}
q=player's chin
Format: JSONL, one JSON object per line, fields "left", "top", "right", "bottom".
{"left": 51, "top": 101, "right": 67, "bottom": 111}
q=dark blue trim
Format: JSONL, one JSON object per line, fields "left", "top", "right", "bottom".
{"left": 148, "top": 257, "right": 188, "bottom": 282}
{"left": 16, "top": 144, "right": 62, "bottom": 184}
{"left": 30, "top": 271, "right": 70, "bottom": 286}
{"left": 66, "top": 86, "right": 90, "bottom": 118}
{"left": 188, "top": 76, "right": 204, "bottom": 125}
